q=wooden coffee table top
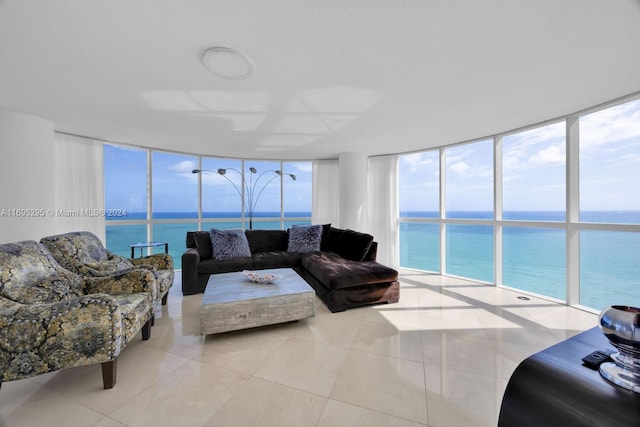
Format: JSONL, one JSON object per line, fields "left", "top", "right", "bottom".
{"left": 202, "top": 268, "right": 313, "bottom": 304}
{"left": 200, "top": 268, "right": 315, "bottom": 334}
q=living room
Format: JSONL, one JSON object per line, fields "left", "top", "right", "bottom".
{"left": 1, "top": 2, "right": 639, "bottom": 426}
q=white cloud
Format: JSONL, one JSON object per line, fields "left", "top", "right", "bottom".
{"left": 529, "top": 143, "right": 565, "bottom": 164}
{"left": 580, "top": 99, "right": 640, "bottom": 149}
{"left": 400, "top": 152, "right": 436, "bottom": 173}
{"left": 450, "top": 161, "right": 470, "bottom": 174}
{"left": 169, "top": 160, "right": 197, "bottom": 174}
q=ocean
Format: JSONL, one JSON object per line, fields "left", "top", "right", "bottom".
{"left": 106, "top": 210, "right": 640, "bottom": 311}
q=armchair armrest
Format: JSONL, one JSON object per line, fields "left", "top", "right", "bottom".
{"left": 0, "top": 294, "right": 123, "bottom": 382}
{"left": 130, "top": 253, "right": 174, "bottom": 271}
{"left": 82, "top": 269, "right": 157, "bottom": 300}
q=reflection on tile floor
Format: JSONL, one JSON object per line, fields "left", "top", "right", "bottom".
{"left": 0, "top": 269, "right": 598, "bottom": 426}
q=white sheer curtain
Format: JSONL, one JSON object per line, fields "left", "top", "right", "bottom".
{"left": 311, "top": 159, "right": 340, "bottom": 226}
{"left": 53, "top": 132, "right": 105, "bottom": 240}
{"left": 367, "top": 155, "right": 399, "bottom": 269}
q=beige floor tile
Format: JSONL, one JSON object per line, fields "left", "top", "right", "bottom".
{"left": 204, "top": 377, "right": 326, "bottom": 427}
{"left": 198, "top": 328, "right": 289, "bottom": 375}
{"left": 425, "top": 365, "right": 504, "bottom": 427}
{"left": 317, "top": 399, "right": 428, "bottom": 427}
{"left": 274, "top": 305, "right": 365, "bottom": 348}
{"left": 109, "top": 359, "right": 248, "bottom": 426}
{"left": 91, "top": 416, "right": 128, "bottom": 427}
{"left": 255, "top": 337, "right": 349, "bottom": 396}
{"left": 422, "top": 330, "right": 511, "bottom": 379}
{"left": 351, "top": 319, "right": 424, "bottom": 362}
{"left": 145, "top": 313, "right": 207, "bottom": 360}
{"left": 37, "top": 341, "right": 190, "bottom": 414}
{"left": 330, "top": 350, "right": 428, "bottom": 424}
{"left": 0, "top": 387, "right": 104, "bottom": 427}
{"left": 0, "top": 377, "right": 44, "bottom": 417}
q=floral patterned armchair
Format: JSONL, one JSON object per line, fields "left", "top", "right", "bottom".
{"left": 40, "top": 231, "right": 174, "bottom": 305}
{"left": 0, "top": 240, "right": 155, "bottom": 389}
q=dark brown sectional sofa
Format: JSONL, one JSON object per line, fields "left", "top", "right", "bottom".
{"left": 181, "top": 226, "right": 400, "bottom": 312}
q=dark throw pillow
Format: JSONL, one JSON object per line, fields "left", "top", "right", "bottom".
{"left": 319, "top": 223, "right": 332, "bottom": 251}
{"left": 333, "top": 228, "right": 374, "bottom": 261}
{"left": 209, "top": 228, "right": 252, "bottom": 260}
{"left": 287, "top": 224, "right": 323, "bottom": 253}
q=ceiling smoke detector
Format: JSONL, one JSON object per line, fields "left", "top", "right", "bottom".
{"left": 201, "top": 47, "right": 254, "bottom": 80}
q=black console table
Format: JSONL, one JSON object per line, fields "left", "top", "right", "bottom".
{"left": 498, "top": 327, "right": 640, "bottom": 426}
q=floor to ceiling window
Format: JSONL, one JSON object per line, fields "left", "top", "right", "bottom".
{"left": 398, "top": 151, "right": 440, "bottom": 271}
{"left": 103, "top": 144, "right": 148, "bottom": 258}
{"left": 578, "top": 99, "right": 640, "bottom": 309}
{"left": 501, "top": 122, "right": 567, "bottom": 300}
{"left": 445, "top": 139, "right": 494, "bottom": 282}
{"left": 104, "top": 147, "right": 312, "bottom": 269}
{"left": 398, "top": 95, "right": 640, "bottom": 311}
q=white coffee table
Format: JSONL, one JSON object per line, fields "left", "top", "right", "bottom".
{"left": 200, "top": 268, "right": 315, "bottom": 334}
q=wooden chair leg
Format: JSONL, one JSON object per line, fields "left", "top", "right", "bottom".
{"left": 161, "top": 292, "right": 168, "bottom": 305}
{"left": 142, "top": 319, "right": 151, "bottom": 340}
{"left": 102, "top": 359, "right": 117, "bottom": 389}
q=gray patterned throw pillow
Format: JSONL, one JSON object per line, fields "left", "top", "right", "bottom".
{"left": 287, "top": 224, "right": 323, "bottom": 253}
{"left": 209, "top": 228, "right": 252, "bottom": 260}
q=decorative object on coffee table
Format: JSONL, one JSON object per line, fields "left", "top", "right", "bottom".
{"left": 598, "top": 305, "right": 640, "bottom": 393}
{"left": 242, "top": 270, "right": 283, "bottom": 284}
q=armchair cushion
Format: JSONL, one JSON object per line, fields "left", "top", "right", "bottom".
{"left": 40, "top": 231, "right": 115, "bottom": 275}
{"left": 81, "top": 257, "right": 134, "bottom": 276}
{"left": 0, "top": 241, "right": 84, "bottom": 304}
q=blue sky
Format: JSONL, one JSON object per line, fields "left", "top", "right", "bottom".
{"left": 399, "top": 98, "right": 640, "bottom": 213}
{"left": 104, "top": 146, "right": 312, "bottom": 214}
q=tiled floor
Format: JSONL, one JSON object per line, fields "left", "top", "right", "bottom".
{"left": 0, "top": 269, "right": 598, "bottom": 426}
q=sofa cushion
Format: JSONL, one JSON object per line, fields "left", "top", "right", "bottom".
{"left": 210, "top": 228, "right": 252, "bottom": 260}
{"left": 328, "top": 228, "right": 374, "bottom": 261}
{"left": 246, "top": 230, "right": 288, "bottom": 253}
{"left": 253, "top": 251, "right": 302, "bottom": 269}
{"left": 301, "top": 252, "right": 398, "bottom": 290}
{"left": 193, "top": 231, "right": 213, "bottom": 259}
{"left": 287, "top": 224, "right": 322, "bottom": 253}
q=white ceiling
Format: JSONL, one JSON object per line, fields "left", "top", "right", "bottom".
{"left": 1, "top": 1, "right": 639, "bottom": 160}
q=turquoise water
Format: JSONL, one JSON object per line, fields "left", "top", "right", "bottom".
{"left": 106, "top": 211, "right": 640, "bottom": 310}
{"left": 398, "top": 211, "right": 640, "bottom": 311}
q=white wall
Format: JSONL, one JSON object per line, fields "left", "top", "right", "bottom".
{"left": 0, "top": 110, "right": 57, "bottom": 242}
{"left": 0, "top": 110, "right": 105, "bottom": 244}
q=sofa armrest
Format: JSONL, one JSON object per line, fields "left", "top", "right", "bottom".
{"left": 82, "top": 269, "right": 157, "bottom": 300}
{"left": 0, "top": 294, "right": 123, "bottom": 382}
{"left": 181, "top": 248, "right": 201, "bottom": 295}
{"left": 130, "top": 253, "right": 174, "bottom": 271}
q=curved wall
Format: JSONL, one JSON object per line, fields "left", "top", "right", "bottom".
{"left": 0, "top": 110, "right": 56, "bottom": 242}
